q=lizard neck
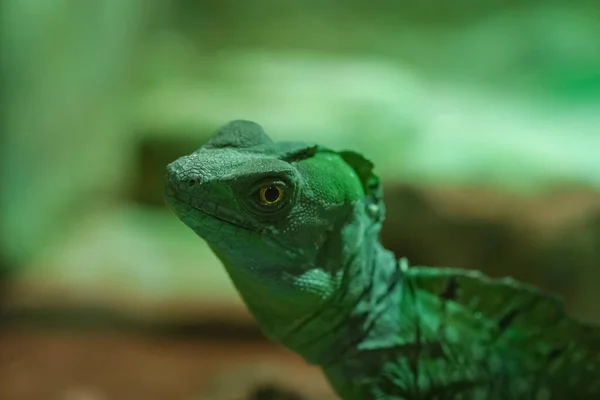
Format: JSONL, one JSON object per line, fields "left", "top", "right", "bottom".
{"left": 279, "top": 237, "right": 402, "bottom": 366}
{"left": 212, "top": 203, "right": 402, "bottom": 369}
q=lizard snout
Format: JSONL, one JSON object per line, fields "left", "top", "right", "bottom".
{"left": 164, "top": 156, "right": 211, "bottom": 211}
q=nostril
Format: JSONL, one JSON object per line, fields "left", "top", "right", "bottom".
{"left": 166, "top": 160, "right": 201, "bottom": 189}
{"left": 187, "top": 175, "right": 202, "bottom": 186}
{"left": 188, "top": 176, "right": 202, "bottom": 186}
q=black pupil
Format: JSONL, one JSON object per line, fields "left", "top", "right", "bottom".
{"left": 264, "top": 186, "right": 280, "bottom": 203}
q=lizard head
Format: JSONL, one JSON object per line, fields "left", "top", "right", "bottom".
{"left": 165, "top": 120, "right": 385, "bottom": 339}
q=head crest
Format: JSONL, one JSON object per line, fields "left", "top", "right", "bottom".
{"left": 339, "top": 150, "right": 384, "bottom": 222}
{"left": 207, "top": 120, "right": 273, "bottom": 149}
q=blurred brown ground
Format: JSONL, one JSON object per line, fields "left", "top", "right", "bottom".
{"left": 0, "top": 328, "right": 334, "bottom": 400}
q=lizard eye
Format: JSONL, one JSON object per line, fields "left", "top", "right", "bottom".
{"left": 259, "top": 184, "right": 285, "bottom": 205}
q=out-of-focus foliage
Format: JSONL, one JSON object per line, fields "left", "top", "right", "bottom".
{"left": 0, "top": 0, "right": 149, "bottom": 264}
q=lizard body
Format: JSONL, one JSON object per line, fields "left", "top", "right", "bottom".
{"left": 165, "top": 120, "right": 600, "bottom": 399}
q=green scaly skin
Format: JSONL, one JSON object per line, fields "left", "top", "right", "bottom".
{"left": 165, "top": 120, "right": 600, "bottom": 399}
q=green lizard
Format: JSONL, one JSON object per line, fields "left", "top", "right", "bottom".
{"left": 164, "top": 120, "right": 600, "bottom": 399}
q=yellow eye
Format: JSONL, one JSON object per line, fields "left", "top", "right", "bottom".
{"left": 259, "top": 185, "right": 284, "bottom": 205}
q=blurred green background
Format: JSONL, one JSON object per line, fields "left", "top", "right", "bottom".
{"left": 1, "top": 1, "right": 599, "bottom": 399}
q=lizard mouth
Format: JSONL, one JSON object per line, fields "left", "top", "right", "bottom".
{"left": 193, "top": 200, "right": 262, "bottom": 231}
{"left": 166, "top": 191, "right": 304, "bottom": 258}
{"left": 165, "top": 191, "right": 262, "bottom": 233}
